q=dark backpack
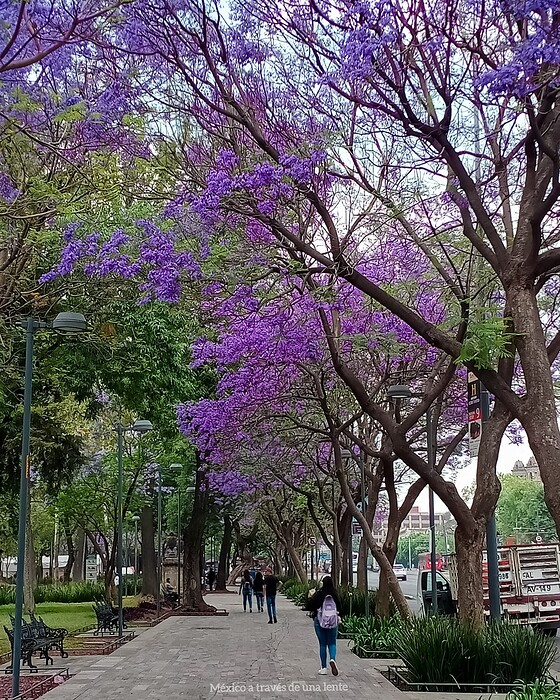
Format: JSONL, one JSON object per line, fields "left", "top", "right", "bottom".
{"left": 243, "top": 580, "right": 252, "bottom": 592}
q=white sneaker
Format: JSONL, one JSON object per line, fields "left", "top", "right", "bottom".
{"left": 329, "top": 660, "right": 339, "bottom": 676}
{"left": 318, "top": 668, "right": 328, "bottom": 675}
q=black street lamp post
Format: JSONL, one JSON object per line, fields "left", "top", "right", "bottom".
{"left": 115, "top": 419, "right": 153, "bottom": 637}
{"left": 12, "top": 313, "right": 87, "bottom": 698}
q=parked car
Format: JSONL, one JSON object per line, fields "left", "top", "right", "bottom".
{"left": 393, "top": 563, "right": 407, "bottom": 581}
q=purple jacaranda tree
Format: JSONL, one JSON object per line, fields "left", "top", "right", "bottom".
{"left": 0, "top": 0, "right": 153, "bottom": 328}
{"left": 176, "top": 268, "right": 471, "bottom": 612}
{"left": 33, "top": 0, "right": 560, "bottom": 622}
{"left": 85, "top": 0, "right": 559, "bottom": 624}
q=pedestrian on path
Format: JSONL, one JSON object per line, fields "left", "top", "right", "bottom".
{"left": 253, "top": 571, "right": 264, "bottom": 612}
{"left": 263, "top": 568, "right": 280, "bottom": 624}
{"left": 239, "top": 570, "right": 253, "bottom": 612}
{"left": 305, "top": 575, "right": 341, "bottom": 676}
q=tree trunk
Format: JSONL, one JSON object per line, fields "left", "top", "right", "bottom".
{"left": 182, "top": 460, "right": 214, "bottom": 611}
{"left": 340, "top": 510, "right": 351, "bottom": 587}
{"left": 377, "top": 459, "right": 401, "bottom": 616}
{"left": 285, "top": 536, "right": 307, "bottom": 583}
{"left": 455, "top": 523, "right": 485, "bottom": 627}
{"left": 356, "top": 536, "right": 368, "bottom": 590}
{"left": 141, "top": 504, "right": 158, "bottom": 598}
{"left": 104, "top": 569, "right": 114, "bottom": 603}
{"left": 53, "top": 515, "right": 60, "bottom": 582}
{"left": 73, "top": 529, "right": 86, "bottom": 582}
{"left": 24, "top": 507, "right": 36, "bottom": 615}
{"left": 216, "top": 513, "right": 232, "bottom": 590}
{"left": 63, "top": 528, "right": 75, "bottom": 583}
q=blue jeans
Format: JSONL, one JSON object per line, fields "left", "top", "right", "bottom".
{"left": 314, "top": 618, "right": 337, "bottom": 667}
{"left": 255, "top": 591, "right": 264, "bottom": 611}
{"left": 242, "top": 589, "right": 253, "bottom": 611}
{"left": 266, "top": 595, "right": 277, "bottom": 621}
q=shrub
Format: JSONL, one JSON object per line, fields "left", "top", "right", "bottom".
{"left": 0, "top": 581, "right": 106, "bottom": 605}
{"left": 394, "top": 617, "right": 556, "bottom": 688}
{"left": 507, "top": 681, "right": 560, "bottom": 699}
{"left": 350, "top": 615, "right": 406, "bottom": 655}
{"left": 337, "top": 588, "right": 380, "bottom": 617}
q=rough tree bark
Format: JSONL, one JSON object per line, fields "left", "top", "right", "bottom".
{"left": 141, "top": 504, "right": 158, "bottom": 598}
{"left": 216, "top": 512, "right": 232, "bottom": 590}
{"left": 72, "top": 529, "right": 86, "bottom": 582}
{"left": 182, "top": 458, "right": 215, "bottom": 611}
{"left": 63, "top": 526, "right": 75, "bottom": 583}
{"left": 227, "top": 521, "right": 258, "bottom": 584}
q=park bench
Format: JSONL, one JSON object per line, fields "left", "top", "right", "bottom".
{"left": 4, "top": 625, "right": 51, "bottom": 671}
{"left": 92, "top": 601, "right": 120, "bottom": 635}
{"left": 4, "top": 614, "right": 68, "bottom": 671}
{"left": 28, "top": 614, "right": 68, "bottom": 659}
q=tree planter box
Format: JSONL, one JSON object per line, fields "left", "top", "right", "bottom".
{"left": 351, "top": 646, "right": 398, "bottom": 659}
{"left": 4, "top": 668, "right": 70, "bottom": 700}
{"left": 384, "top": 665, "right": 534, "bottom": 694}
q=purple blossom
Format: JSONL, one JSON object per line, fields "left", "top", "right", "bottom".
{"left": 0, "top": 173, "right": 20, "bottom": 203}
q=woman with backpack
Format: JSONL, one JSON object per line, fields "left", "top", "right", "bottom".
{"left": 305, "top": 576, "right": 341, "bottom": 676}
{"left": 253, "top": 571, "right": 265, "bottom": 612}
{"left": 239, "top": 570, "right": 253, "bottom": 612}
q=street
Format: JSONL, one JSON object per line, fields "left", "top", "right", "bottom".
{"left": 364, "top": 568, "right": 421, "bottom": 614}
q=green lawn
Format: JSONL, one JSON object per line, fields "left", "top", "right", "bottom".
{"left": 0, "top": 597, "right": 140, "bottom": 654}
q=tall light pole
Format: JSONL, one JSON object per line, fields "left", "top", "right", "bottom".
{"left": 12, "top": 313, "right": 87, "bottom": 698}
{"left": 388, "top": 385, "right": 437, "bottom": 614}
{"left": 170, "top": 464, "right": 184, "bottom": 605}
{"left": 115, "top": 419, "right": 153, "bottom": 637}
{"left": 156, "top": 464, "right": 162, "bottom": 620}
{"left": 132, "top": 515, "right": 140, "bottom": 596}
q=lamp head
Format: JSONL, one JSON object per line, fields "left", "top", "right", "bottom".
{"left": 131, "top": 515, "right": 140, "bottom": 522}
{"left": 52, "top": 312, "right": 87, "bottom": 334}
{"left": 132, "top": 419, "right": 153, "bottom": 434}
{"left": 387, "top": 384, "right": 412, "bottom": 400}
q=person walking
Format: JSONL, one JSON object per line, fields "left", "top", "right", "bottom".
{"left": 263, "top": 568, "right": 280, "bottom": 624}
{"left": 239, "top": 570, "right": 253, "bottom": 612}
{"left": 305, "top": 576, "right": 341, "bottom": 676}
{"left": 207, "top": 567, "right": 216, "bottom": 591}
{"left": 253, "top": 571, "right": 264, "bottom": 612}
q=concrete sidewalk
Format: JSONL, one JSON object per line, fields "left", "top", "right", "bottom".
{"left": 40, "top": 593, "right": 500, "bottom": 700}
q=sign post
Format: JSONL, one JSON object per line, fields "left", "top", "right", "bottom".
{"left": 467, "top": 373, "right": 482, "bottom": 457}
{"left": 85, "top": 554, "right": 97, "bottom": 583}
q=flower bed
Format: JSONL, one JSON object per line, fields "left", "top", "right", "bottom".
{"left": 0, "top": 670, "right": 69, "bottom": 700}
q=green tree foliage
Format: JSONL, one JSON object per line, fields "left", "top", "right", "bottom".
{"left": 396, "top": 532, "right": 451, "bottom": 567}
{"left": 496, "top": 475, "right": 555, "bottom": 543}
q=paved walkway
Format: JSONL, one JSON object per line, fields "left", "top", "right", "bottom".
{"left": 41, "top": 593, "right": 400, "bottom": 700}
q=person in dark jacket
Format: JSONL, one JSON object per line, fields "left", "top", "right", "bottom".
{"left": 239, "top": 569, "right": 253, "bottom": 612}
{"left": 253, "top": 571, "right": 265, "bottom": 612}
{"left": 305, "top": 576, "right": 341, "bottom": 676}
{"left": 263, "top": 568, "right": 281, "bottom": 623}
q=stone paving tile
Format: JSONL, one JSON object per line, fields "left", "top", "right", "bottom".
{"left": 40, "top": 592, "right": 405, "bottom": 700}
